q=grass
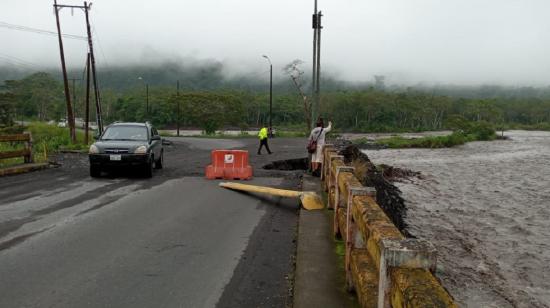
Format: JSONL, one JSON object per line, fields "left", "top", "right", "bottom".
{"left": 355, "top": 121, "right": 498, "bottom": 149}
{"left": 0, "top": 122, "right": 92, "bottom": 168}
{"left": 0, "top": 142, "right": 25, "bottom": 168}
{"left": 356, "top": 131, "right": 496, "bottom": 149}
{"left": 505, "top": 123, "right": 550, "bottom": 131}
{"left": 374, "top": 132, "right": 472, "bottom": 149}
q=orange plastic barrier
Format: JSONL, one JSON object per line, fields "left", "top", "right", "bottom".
{"left": 205, "top": 150, "right": 253, "bottom": 180}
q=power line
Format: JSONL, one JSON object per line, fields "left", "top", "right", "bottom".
{"left": 0, "top": 53, "right": 41, "bottom": 69}
{"left": 92, "top": 27, "right": 110, "bottom": 70}
{"left": 89, "top": 7, "right": 108, "bottom": 68}
{"left": 0, "top": 21, "right": 87, "bottom": 41}
{"left": 0, "top": 57, "right": 32, "bottom": 69}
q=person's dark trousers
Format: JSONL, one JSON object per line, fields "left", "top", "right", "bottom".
{"left": 258, "top": 138, "right": 272, "bottom": 154}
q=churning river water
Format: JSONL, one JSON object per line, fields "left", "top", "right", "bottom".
{"left": 364, "top": 131, "right": 550, "bottom": 308}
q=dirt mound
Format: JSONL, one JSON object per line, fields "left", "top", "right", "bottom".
{"left": 339, "top": 145, "right": 409, "bottom": 236}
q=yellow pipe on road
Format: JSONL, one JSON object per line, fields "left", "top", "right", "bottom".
{"left": 219, "top": 182, "right": 324, "bottom": 210}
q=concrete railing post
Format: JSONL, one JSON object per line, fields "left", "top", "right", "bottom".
{"left": 377, "top": 239, "right": 437, "bottom": 308}
{"left": 327, "top": 155, "right": 344, "bottom": 210}
{"left": 333, "top": 166, "right": 355, "bottom": 236}
{"left": 344, "top": 185, "right": 375, "bottom": 291}
{"left": 321, "top": 144, "right": 335, "bottom": 182}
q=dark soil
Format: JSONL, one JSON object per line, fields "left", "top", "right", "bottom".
{"left": 263, "top": 158, "right": 309, "bottom": 171}
{"left": 378, "top": 164, "right": 423, "bottom": 182}
{"left": 339, "top": 145, "right": 409, "bottom": 236}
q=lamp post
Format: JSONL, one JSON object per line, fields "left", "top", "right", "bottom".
{"left": 176, "top": 80, "right": 180, "bottom": 137}
{"left": 137, "top": 77, "right": 149, "bottom": 119}
{"left": 262, "top": 55, "right": 273, "bottom": 137}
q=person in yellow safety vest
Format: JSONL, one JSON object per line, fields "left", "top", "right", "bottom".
{"left": 257, "top": 126, "right": 272, "bottom": 155}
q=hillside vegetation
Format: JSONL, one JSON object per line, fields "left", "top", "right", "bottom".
{"left": 2, "top": 69, "right": 550, "bottom": 135}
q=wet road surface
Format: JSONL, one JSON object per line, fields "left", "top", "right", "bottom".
{"left": 0, "top": 137, "right": 307, "bottom": 307}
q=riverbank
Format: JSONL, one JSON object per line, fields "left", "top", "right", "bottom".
{"left": 354, "top": 123, "right": 499, "bottom": 149}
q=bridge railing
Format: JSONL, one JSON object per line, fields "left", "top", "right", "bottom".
{"left": 322, "top": 144, "right": 457, "bottom": 308}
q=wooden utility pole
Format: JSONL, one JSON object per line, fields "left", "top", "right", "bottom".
{"left": 269, "top": 61, "right": 273, "bottom": 136}
{"left": 69, "top": 77, "right": 81, "bottom": 122}
{"left": 85, "top": 52, "right": 91, "bottom": 144}
{"left": 316, "top": 10, "right": 323, "bottom": 115}
{"left": 311, "top": 0, "right": 318, "bottom": 128}
{"left": 311, "top": 2, "right": 323, "bottom": 127}
{"left": 84, "top": 1, "right": 103, "bottom": 134}
{"left": 53, "top": 0, "right": 76, "bottom": 143}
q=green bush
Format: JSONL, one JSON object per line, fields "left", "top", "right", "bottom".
{"left": 0, "top": 125, "right": 26, "bottom": 135}
{"left": 15, "top": 122, "right": 90, "bottom": 163}
{"left": 202, "top": 120, "right": 219, "bottom": 135}
{"left": 467, "top": 121, "right": 496, "bottom": 141}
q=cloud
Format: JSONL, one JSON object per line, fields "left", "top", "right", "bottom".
{"left": 1, "top": 0, "right": 550, "bottom": 85}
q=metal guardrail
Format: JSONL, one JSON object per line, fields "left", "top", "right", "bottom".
{"left": 0, "top": 133, "right": 33, "bottom": 163}
{"left": 322, "top": 144, "right": 457, "bottom": 308}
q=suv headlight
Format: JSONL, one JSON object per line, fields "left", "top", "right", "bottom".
{"left": 89, "top": 144, "right": 99, "bottom": 154}
{"left": 134, "top": 145, "right": 147, "bottom": 154}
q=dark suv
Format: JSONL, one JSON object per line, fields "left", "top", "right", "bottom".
{"left": 88, "top": 122, "right": 164, "bottom": 178}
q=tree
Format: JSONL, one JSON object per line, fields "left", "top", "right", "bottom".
{"left": 284, "top": 59, "right": 311, "bottom": 131}
{"left": 0, "top": 92, "right": 16, "bottom": 126}
{"left": 4, "top": 73, "right": 64, "bottom": 121}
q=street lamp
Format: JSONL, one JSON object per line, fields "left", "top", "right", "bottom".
{"left": 262, "top": 55, "right": 273, "bottom": 137}
{"left": 137, "top": 77, "right": 149, "bottom": 119}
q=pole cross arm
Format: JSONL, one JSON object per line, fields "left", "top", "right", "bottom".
{"left": 54, "top": 4, "right": 86, "bottom": 10}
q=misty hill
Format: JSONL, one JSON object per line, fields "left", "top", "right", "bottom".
{"left": 2, "top": 62, "right": 550, "bottom": 99}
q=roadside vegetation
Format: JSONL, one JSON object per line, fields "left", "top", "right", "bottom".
{"left": 0, "top": 122, "right": 91, "bottom": 168}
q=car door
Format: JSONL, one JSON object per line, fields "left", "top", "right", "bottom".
{"left": 150, "top": 127, "right": 161, "bottom": 158}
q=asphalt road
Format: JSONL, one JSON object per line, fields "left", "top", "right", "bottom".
{"left": 0, "top": 137, "right": 307, "bottom": 308}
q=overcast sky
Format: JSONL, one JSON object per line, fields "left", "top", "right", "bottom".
{"left": 1, "top": 0, "right": 550, "bottom": 85}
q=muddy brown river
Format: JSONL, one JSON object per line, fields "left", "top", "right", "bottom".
{"left": 364, "top": 131, "right": 550, "bottom": 308}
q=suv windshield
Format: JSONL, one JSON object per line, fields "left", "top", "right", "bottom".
{"left": 101, "top": 125, "right": 148, "bottom": 141}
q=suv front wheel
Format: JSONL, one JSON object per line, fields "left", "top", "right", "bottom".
{"left": 144, "top": 156, "right": 154, "bottom": 178}
{"left": 90, "top": 165, "right": 101, "bottom": 178}
{"left": 155, "top": 150, "right": 164, "bottom": 169}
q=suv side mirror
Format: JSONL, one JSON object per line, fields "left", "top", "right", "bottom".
{"left": 93, "top": 134, "right": 100, "bottom": 140}
{"left": 151, "top": 135, "right": 161, "bottom": 141}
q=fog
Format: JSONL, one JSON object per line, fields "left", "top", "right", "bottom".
{"left": 2, "top": 0, "right": 550, "bottom": 86}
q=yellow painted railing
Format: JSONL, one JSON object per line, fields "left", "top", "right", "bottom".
{"left": 322, "top": 145, "right": 457, "bottom": 308}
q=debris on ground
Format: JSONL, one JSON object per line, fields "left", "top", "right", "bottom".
{"left": 339, "top": 144, "right": 410, "bottom": 236}
{"left": 377, "top": 164, "right": 423, "bottom": 182}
